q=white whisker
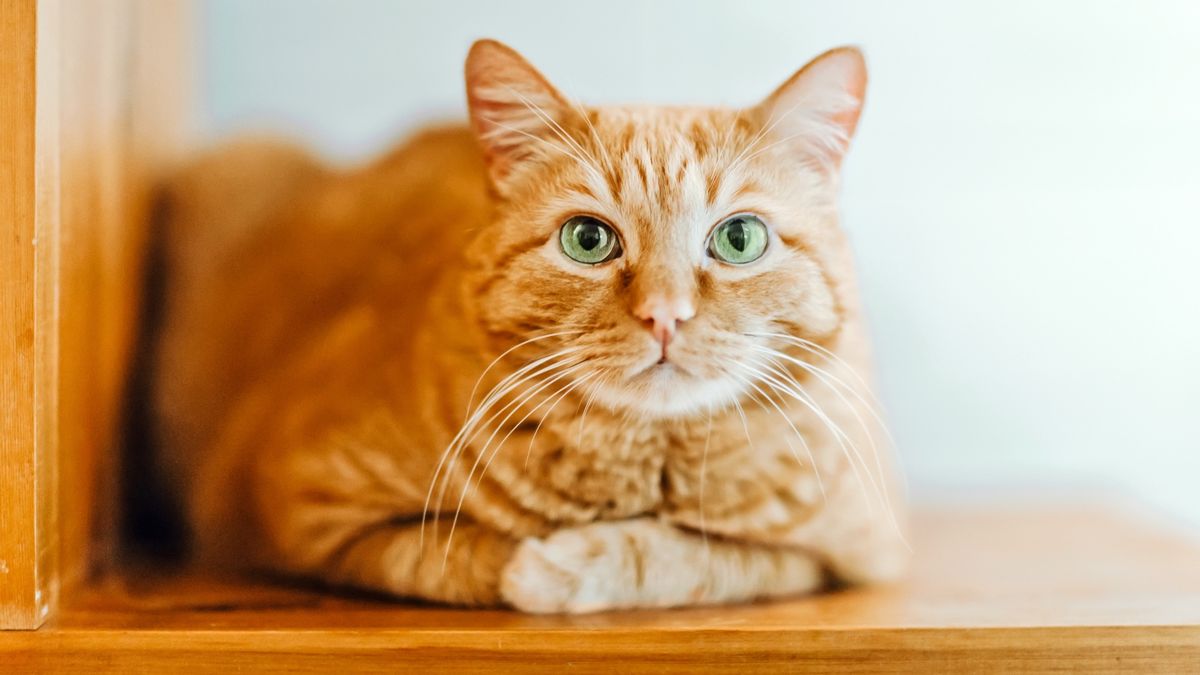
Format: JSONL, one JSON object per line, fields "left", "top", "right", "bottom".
{"left": 481, "top": 115, "right": 604, "bottom": 187}
{"left": 752, "top": 346, "right": 896, "bottom": 515}
{"left": 730, "top": 397, "right": 756, "bottom": 457}
{"left": 526, "top": 369, "right": 604, "bottom": 469}
{"left": 749, "top": 332, "right": 906, "bottom": 512}
{"left": 463, "top": 329, "right": 583, "bottom": 417}
{"left": 501, "top": 85, "right": 606, "bottom": 185}
{"left": 748, "top": 331, "right": 884, "bottom": 410}
{"left": 422, "top": 347, "right": 582, "bottom": 546}
{"left": 726, "top": 368, "right": 827, "bottom": 501}
{"left": 574, "top": 372, "right": 608, "bottom": 449}
{"left": 744, "top": 333, "right": 909, "bottom": 545}
{"left": 566, "top": 96, "right": 614, "bottom": 181}
{"left": 737, "top": 360, "right": 904, "bottom": 539}
{"left": 442, "top": 362, "right": 591, "bottom": 566}
{"left": 426, "top": 348, "right": 581, "bottom": 532}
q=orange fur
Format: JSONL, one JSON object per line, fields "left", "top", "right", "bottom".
{"left": 151, "top": 40, "right": 908, "bottom": 612}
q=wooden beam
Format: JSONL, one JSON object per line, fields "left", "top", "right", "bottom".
{"left": 3, "top": 625, "right": 1198, "bottom": 673}
{"left": 0, "top": 0, "right": 57, "bottom": 630}
{"left": 2, "top": 0, "right": 192, "bottom": 629}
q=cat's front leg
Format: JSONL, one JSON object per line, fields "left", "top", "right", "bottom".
{"left": 208, "top": 439, "right": 523, "bottom": 606}
{"left": 499, "top": 517, "right": 824, "bottom": 613}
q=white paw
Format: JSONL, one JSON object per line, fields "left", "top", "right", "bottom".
{"left": 500, "top": 525, "right": 636, "bottom": 614}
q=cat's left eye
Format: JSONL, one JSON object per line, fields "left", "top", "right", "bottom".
{"left": 707, "top": 214, "right": 769, "bottom": 265}
{"left": 559, "top": 215, "right": 621, "bottom": 265}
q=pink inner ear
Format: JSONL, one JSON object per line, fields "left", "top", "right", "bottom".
{"left": 757, "top": 47, "right": 868, "bottom": 168}
{"left": 830, "top": 52, "right": 868, "bottom": 141}
{"left": 466, "top": 92, "right": 533, "bottom": 167}
{"left": 464, "top": 40, "right": 572, "bottom": 184}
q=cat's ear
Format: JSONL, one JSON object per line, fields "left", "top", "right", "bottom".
{"left": 465, "top": 39, "right": 573, "bottom": 189}
{"left": 750, "top": 47, "right": 867, "bottom": 170}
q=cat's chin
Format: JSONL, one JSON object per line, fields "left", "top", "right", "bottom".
{"left": 592, "top": 363, "right": 744, "bottom": 420}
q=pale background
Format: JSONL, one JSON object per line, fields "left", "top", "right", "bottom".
{"left": 199, "top": 0, "right": 1200, "bottom": 525}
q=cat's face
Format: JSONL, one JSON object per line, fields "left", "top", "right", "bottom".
{"left": 464, "top": 40, "right": 865, "bottom": 419}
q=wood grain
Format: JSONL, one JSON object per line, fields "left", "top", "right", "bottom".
{"left": 1, "top": 0, "right": 193, "bottom": 629}
{"left": 0, "top": 0, "right": 54, "bottom": 630}
{"left": 2, "top": 1, "right": 1198, "bottom": 666}
{"left": 3, "top": 503, "right": 1199, "bottom": 671}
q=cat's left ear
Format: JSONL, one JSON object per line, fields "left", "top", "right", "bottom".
{"left": 750, "top": 47, "right": 867, "bottom": 170}
{"left": 465, "top": 39, "right": 574, "bottom": 190}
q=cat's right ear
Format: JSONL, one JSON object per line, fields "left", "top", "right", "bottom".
{"left": 465, "top": 39, "right": 572, "bottom": 191}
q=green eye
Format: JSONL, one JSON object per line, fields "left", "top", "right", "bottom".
{"left": 708, "top": 214, "right": 769, "bottom": 264}
{"left": 559, "top": 216, "right": 621, "bottom": 264}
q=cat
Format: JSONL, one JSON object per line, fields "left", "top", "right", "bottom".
{"left": 150, "top": 39, "right": 909, "bottom": 613}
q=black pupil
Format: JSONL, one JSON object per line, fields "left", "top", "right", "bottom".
{"left": 577, "top": 222, "right": 604, "bottom": 251}
{"left": 726, "top": 220, "right": 748, "bottom": 252}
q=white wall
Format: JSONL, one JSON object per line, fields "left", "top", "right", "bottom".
{"left": 201, "top": 0, "right": 1200, "bottom": 524}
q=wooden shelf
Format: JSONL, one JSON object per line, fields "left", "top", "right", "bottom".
{"left": 5, "top": 4, "right": 1195, "bottom": 671}
{"left": 3, "top": 502, "right": 1200, "bottom": 672}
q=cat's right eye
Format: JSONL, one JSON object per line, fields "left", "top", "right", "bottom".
{"left": 559, "top": 216, "right": 621, "bottom": 265}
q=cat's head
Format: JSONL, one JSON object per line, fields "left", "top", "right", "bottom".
{"left": 462, "top": 39, "right": 865, "bottom": 419}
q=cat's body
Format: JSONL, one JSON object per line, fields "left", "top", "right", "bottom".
{"left": 151, "top": 41, "right": 908, "bottom": 612}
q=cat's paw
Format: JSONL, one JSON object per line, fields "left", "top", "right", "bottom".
{"left": 499, "top": 524, "right": 638, "bottom": 614}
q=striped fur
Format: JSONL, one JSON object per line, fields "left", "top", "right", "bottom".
{"left": 151, "top": 40, "right": 907, "bottom": 613}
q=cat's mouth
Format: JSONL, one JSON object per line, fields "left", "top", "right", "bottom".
{"left": 593, "top": 360, "right": 740, "bottom": 419}
{"left": 636, "top": 357, "right": 692, "bottom": 378}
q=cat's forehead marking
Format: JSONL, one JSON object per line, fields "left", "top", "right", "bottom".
{"left": 584, "top": 106, "right": 755, "bottom": 246}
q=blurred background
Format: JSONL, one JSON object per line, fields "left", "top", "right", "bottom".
{"left": 198, "top": 0, "right": 1200, "bottom": 525}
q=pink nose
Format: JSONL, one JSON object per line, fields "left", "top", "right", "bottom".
{"left": 633, "top": 294, "right": 696, "bottom": 360}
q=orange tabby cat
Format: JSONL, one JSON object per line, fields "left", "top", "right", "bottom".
{"left": 151, "top": 39, "right": 908, "bottom": 612}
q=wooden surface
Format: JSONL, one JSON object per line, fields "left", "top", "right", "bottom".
{"left": 2, "top": 503, "right": 1199, "bottom": 671}
{"left": 0, "top": 0, "right": 54, "bottom": 630}
{"left": 0, "top": 0, "right": 193, "bottom": 629}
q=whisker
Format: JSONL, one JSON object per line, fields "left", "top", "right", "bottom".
{"left": 740, "top": 362, "right": 868, "bottom": 490}
{"left": 441, "top": 362, "right": 590, "bottom": 566}
{"left": 738, "top": 361, "right": 891, "bottom": 528}
{"left": 748, "top": 331, "right": 885, "bottom": 411}
{"left": 729, "top": 93, "right": 854, "bottom": 175}
{"left": 480, "top": 115, "right": 604, "bottom": 187}
{"left": 574, "top": 372, "right": 608, "bottom": 449}
{"left": 760, "top": 354, "right": 907, "bottom": 545}
{"left": 526, "top": 369, "right": 605, "bottom": 469}
{"left": 730, "top": 397, "right": 756, "bottom": 457}
{"left": 726, "top": 367, "right": 827, "bottom": 501}
{"left": 728, "top": 130, "right": 813, "bottom": 173}
{"left": 726, "top": 96, "right": 812, "bottom": 173}
{"left": 425, "top": 347, "right": 582, "bottom": 533}
{"left": 501, "top": 85, "right": 606, "bottom": 185}
{"left": 752, "top": 346, "right": 896, "bottom": 513}
{"left": 433, "top": 353, "right": 583, "bottom": 522}
{"left": 421, "top": 348, "right": 582, "bottom": 546}
{"left": 479, "top": 370, "right": 596, "bottom": 501}
{"left": 463, "top": 329, "right": 583, "bottom": 417}
{"left": 566, "top": 96, "right": 614, "bottom": 182}
{"left": 506, "top": 86, "right": 597, "bottom": 164}
{"left": 748, "top": 333, "right": 906, "bottom": 510}
{"left": 727, "top": 106, "right": 780, "bottom": 171}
